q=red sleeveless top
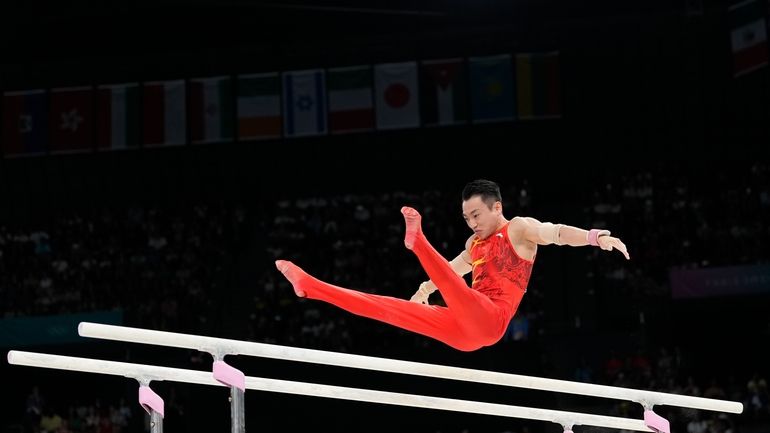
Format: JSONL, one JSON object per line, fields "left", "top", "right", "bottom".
{"left": 469, "top": 221, "right": 534, "bottom": 317}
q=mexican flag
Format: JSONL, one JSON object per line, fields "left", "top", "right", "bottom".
{"left": 729, "top": 0, "right": 769, "bottom": 77}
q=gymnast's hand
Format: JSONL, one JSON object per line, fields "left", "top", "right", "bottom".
{"left": 410, "top": 281, "right": 435, "bottom": 305}
{"left": 597, "top": 235, "right": 630, "bottom": 260}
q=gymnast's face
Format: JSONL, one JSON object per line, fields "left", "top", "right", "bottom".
{"left": 462, "top": 196, "right": 503, "bottom": 239}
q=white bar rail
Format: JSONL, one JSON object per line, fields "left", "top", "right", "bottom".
{"left": 78, "top": 322, "right": 743, "bottom": 414}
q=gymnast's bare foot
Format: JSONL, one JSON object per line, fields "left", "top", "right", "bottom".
{"left": 401, "top": 206, "right": 423, "bottom": 250}
{"left": 275, "top": 260, "right": 308, "bottom": 297}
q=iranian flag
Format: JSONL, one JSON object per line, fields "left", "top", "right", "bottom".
{"left": 729, "top": 0, "right": 769, "bottom": 77}
{"left": 189, "top": 76, "right": 233, "bottom": 144}
{"left": 237, "top": 73, "right": 282, "bottom": 140}
{"left": 420, "top": 58, "right": 468, "bottom": 126}
{"left": 327, "top": 66, "right": 374, "bottom": 134}
{"left": 97, "top": 83, "right": 139, "bottom": 150}
{"left": 142, "top": 80, "right": 186, "bottom": 146}
{"left": 374, "top": 62, "right": 420, "bottom": 130}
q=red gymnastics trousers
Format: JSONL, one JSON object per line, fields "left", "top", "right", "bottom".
{"left": 276, "top": 207, "right": 533, "bottom": 352}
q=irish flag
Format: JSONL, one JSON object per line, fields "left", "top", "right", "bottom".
{"left": 328, "top": 66, "right": 373, "bottom": 134}
{"left": 189, "top": 76, "right": 233, "bottom": 144}
{"left": 237, "top": 73, "right": 282, "bottom": 140}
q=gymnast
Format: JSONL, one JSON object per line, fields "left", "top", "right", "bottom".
{"left": 276, "top": 179, "right": 629, "bottom": 351}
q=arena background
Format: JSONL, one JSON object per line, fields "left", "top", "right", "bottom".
{"left": 1, "top": 1, "right": 769, "bottom": 433}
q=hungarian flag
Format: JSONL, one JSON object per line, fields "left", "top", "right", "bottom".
{"left": 189, "top": 76, "right": 233, "bottom": 144}
{"left": 514, "top": 52, "right": 561, "bottom": 120}
{"left": 50, "top": 86, "right": 93, "bottom": 153}
{"left": 237, "top": 73, "right": 282, "bottom": 140}
{"left": 729, "top": 0, "right": 768, "bottom": 77}
{"left": 328, "top": 66, "right": 374, "bottom": 134}
{"left": 282, "top": 69, "right": 327, "bottom": 137}
{"left": 2, "top": 90, "right": 47, "bottom": 156}
{"left": 374, "top": 61, "right": 420, "bottom": 130}
{"left": 421, "top": 58, "right": 468, "bottom": 126}
{"left": 143, "top": 80, "right": 186, "bottom": 146}
{"left": 97, "top": 83, "right": 139, "bottom": 150}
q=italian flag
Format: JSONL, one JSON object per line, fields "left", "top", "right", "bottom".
{"left": 189, "top": 76, "right": 233, "bottom": 144}
{"left": 328, "top": 66, "right": 374, "bottom": 134}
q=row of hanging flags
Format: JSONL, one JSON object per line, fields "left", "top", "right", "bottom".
{"left": 1, "top": 53, "right": 561, "bottom": 157}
